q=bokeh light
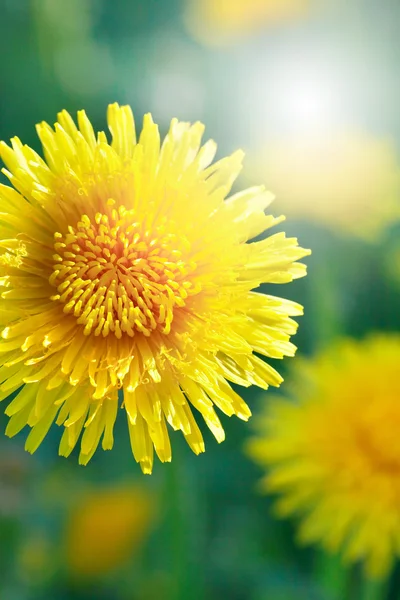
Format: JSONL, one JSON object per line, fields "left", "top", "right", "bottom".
{"left": 185, "top": 0, "right": 317, "bottom": 44}
{"left": 246, "top": 130, "right": 400, "bottom": 239}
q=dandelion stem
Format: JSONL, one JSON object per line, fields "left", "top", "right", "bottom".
{"left": 165, "top": 442, "right": 205, "bottom": 600}
{"left": 345, "top": 563, "right": 363, "bottom": 600}
{"left": 308, "top": 236, "right": 344, "bottom": 350}
{"left": 385, "top": 562, "right": 400, "bottom": 600}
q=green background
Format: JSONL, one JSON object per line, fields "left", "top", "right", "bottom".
{"left": 0, "top": 1, "right": 399, "bottom": 599}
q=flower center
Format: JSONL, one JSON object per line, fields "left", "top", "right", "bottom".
{"left": 49, "top": 204, "right": 197, "bottom": 338}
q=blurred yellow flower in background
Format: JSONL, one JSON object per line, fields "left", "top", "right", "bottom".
{"left": 0, "top": 104, "right": 309, "bottom": 473}
{"left": 246, "top": 131, "right": 400, "bottom": 240}
{"left": 247, "top": 335, "right": 400, "bottom": 578}
{"left": 185, "top": 0, "right": 314, "bottom": 44}
{"left": 65, "top": 484, "right": 154, "bottom": 579}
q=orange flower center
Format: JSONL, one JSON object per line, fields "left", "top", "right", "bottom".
{"left": 49, "top": 204, "right": 198, "bottom": 338}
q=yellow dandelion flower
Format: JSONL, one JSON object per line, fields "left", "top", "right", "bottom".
{"left": 247, "top": 335, "right": 400, "bottom": 578}
{"left": 0, "top": 104, "right": 309, "bottom": 473}
{"left": 65, "top": 484, "right": 154, "bottom": 579}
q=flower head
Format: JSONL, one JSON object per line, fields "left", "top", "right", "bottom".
{"left": 0, "top": 104, "right": 309, "bottom": 473}
{"left": 247, "top": 335, "right": 400, "bottom": 577}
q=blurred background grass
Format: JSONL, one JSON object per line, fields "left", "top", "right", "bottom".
{"left": 1, "top": 0, "right": 400, "bottom": 598}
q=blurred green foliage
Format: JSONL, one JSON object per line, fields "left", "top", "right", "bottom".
{"left": 1, "top": 0, "right": 400, "bottom": 599}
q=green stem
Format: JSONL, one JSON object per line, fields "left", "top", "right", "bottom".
{"left": 309, "top": 250, "right": 343, "bottom": 351}
{"left": 345, "top": 565, "right": 389, "bottom": 600}
{"left": 166, "top": 457, "right": 186, "bottom": 600}
{"left": 165, "top": 443, "right": 205, "bottom": 600}
{"left": 385, "top": 562, "right": 400, "bottom": 600}
{"left": 345, "top": 564, "right": 363, "bottom": 600}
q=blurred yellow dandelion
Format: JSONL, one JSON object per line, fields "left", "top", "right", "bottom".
{"left": 0, "top": 104, "right": 309, "bottom": 473}
{"left": 65, "top": 484, "right": 153, "bottom": 578}
{"left": 247, "top": 335, "right": 400, "bottom": 577}
{"left": 186, "top": 0, "right": 314, "bottom": 44}
{"left": 246, "top": 131, "right": 400, "bottom": 240}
